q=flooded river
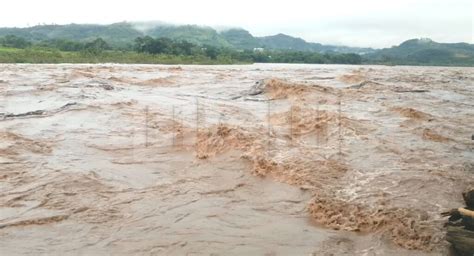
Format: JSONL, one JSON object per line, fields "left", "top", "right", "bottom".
{"left": 0, "top": 64, "right": 473, "bottom": 255}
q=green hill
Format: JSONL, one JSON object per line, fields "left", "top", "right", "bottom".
{"left": 220, "top": 28, "right": 262, "bottom": 49}
{"left": 0, "top": 23, "right": 143, "bottom": 47}
{"left": 365, "top": 38, "right": 474, "bottom": 66}
{"left": 258, "top": 33, "right": 317, "bottom": 51}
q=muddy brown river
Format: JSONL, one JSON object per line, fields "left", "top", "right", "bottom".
{"left": 0, "top": 64, "right": 473, "bottom": 255}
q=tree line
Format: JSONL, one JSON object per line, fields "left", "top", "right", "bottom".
{"left": 0, "top": 35, "right": 362, "bottom": 64}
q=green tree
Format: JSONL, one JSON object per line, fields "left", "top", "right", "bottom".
{"left": 203, "top": 45, "right": 219, "bottom": 59}
{"left": 0, "top": 35, "right": 31, "bottom": 49}
{"left": 84, "top": 38, "right": 109, "bottom": 54}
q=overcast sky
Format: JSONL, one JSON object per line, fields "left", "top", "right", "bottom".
{"left": 1, "top": 0, "right": 472, "bottom": 48}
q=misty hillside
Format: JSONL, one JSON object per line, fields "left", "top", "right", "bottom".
{"left": 145, "top": 25, "right": 232, "bottom": 48}
{"left": 0, "top": 22, "right": 372, "bottom": 53}
{"left": 0, "top": 23, "right": 143, "bottom": 46}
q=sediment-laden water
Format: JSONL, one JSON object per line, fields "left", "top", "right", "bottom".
{"left": 0, "top": 64, "right": 473, "bottom": 255}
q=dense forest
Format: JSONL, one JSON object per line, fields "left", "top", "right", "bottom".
{"left": 0, "top": 35, "right": 362, "bottom": 64}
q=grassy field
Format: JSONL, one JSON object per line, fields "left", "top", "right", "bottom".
{"left": 0, "top": 47, "right": 249, "bottom": 64}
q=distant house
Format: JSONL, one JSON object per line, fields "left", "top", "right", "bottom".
{"left": 253, "top": 48, "right": 265, "bottom": 52}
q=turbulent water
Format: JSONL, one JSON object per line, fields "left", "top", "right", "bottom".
{"left": 0, "top": 64, "right": 473, "bottom": 255}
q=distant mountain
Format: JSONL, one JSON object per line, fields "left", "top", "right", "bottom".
{"left": 256, "top": 33, "right": 373, "bottom": 54}
{"left": 219, "top": 30, "right": 373, "bottom": 54}
{"left": 258, "top": 33, "right": 318, "bottom": 51}
{"left": 0, "top": 23, "right": 143, "bottom": 47}
{"left": 220, "top": 28, "right": 263, "bottom": 50}
{"left": 0, "top": 22, "right": 373, "bottom": 53}
{"left": 365, "top": 38, "right": 474, "bottom": 66}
